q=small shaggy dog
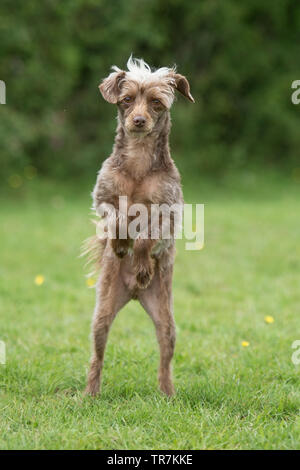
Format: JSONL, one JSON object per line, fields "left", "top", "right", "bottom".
{"left": 85, "top": 57, "right": 194, "bottom": 396}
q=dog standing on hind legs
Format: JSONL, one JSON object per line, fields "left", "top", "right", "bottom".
{"left": 85, "top": 57, "right": 194, "bottom": 397}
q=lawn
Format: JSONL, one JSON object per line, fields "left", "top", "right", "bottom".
{"left": 0, "top": 170, "right": 299, "bottom": 450}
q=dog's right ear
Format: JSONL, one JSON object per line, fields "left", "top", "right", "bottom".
{"left": 99, "top": 70, "right": 126, "bottom": 104}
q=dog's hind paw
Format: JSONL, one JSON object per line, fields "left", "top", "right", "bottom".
{"left": 159, "top": 380, "right": 175, "bottom": 397}
{"left": 84, "top": 380, "right": 100, "bottom": 397}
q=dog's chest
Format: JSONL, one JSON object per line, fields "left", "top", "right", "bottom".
{"left": 116, "top": 171, "right": 162, "bottom": 206}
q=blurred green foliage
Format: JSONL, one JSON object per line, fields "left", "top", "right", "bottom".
{"left": 0, "top": 0, "right": 299, "bottom": 178}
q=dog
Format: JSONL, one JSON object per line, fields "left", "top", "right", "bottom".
{"left": 85, "top": 56, "right": 194, "bottom": 397}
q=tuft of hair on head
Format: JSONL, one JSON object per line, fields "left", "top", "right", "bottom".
{"left": 112, "top": 55, "right": 176, "bottom": 84}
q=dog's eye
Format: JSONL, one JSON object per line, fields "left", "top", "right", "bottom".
{"left": 123, "top": 96, "right": 132, "bottom": 103}
{"left": 152, "top": 99, "right": 161, "bottom": 105}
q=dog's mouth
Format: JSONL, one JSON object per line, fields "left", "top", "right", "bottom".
{"left": 127, "top": 127, "right": 152, "bottom": 136}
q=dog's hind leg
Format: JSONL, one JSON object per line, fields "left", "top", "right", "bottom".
{"left": 85, "top": 258, "right": 131, "bottom": 396}
{"left": 138, "top": 263, "right": 176, "bottom": 396}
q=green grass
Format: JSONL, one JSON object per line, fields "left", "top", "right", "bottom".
{"left": 0, "top": 170, "right": 300, "bottom": 450}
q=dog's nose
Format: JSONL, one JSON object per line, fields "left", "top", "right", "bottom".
{"left": 133, "top": 115, "right": 146, "bottom": 127}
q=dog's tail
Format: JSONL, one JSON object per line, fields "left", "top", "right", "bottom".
{"left": 80, "top": 220, "right": 106, "bottom": 278}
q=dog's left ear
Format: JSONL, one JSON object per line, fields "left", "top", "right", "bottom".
{"left": 99, "top": 70, "right": 126, "bottom": 104}
{"left": 170, "top": 73, "right": 195, "bottom": 103}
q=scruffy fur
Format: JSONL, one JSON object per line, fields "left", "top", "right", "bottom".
{"left": 85, "top": 57, "right": 194, "bottom": 397}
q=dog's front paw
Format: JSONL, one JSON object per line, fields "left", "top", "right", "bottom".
{"left": 111, "top": 239, "right": 129, "bottom": 258}
{"left": 135, "top": 260, "right": 154, "bottom": 289}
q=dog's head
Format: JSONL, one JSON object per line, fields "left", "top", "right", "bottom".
{"left": 99, "top": 56, "right": 194, "bottom": 136}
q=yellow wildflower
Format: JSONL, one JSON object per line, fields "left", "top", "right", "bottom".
{"left": 264, "top": 315, "right": 274, "bottom": 324}
{"left": 86, "top": 277, "right": 96, "bottom": 288}
{"left": 34, "top": 275, "right": 45, "bottom": 286}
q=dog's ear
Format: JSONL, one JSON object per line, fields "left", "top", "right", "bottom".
{"left": 99, "top": 70, "right": 126, "bottom": 104}
{"left": 170, "top": 73, "right": 194, "bottom": 103}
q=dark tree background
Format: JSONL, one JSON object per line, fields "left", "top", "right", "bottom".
{"left": 0, "top": 0, "right": 299, "bottom": 179}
